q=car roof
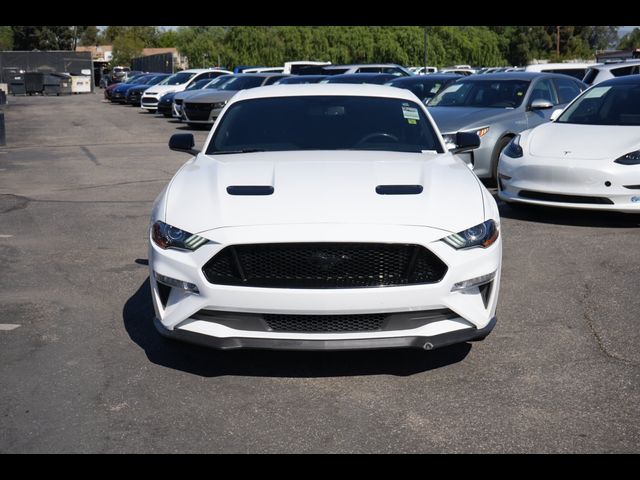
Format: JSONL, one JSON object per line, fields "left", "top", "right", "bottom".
{"left": 525, "top": 63, "right": 595, "bottom": 70}
{"left": 598, "top": 75, "right": 640, "bottom": 86}
{"left": 235, "top": 72, "right": 288, "bottom": 77}
{"left": 323, "top": 63, "right": 403, "bottom": 69}
{"left": 389, "top": 74, "right": 461, "bottom": 83}
{"left": 230, "top": 83, "right": 421, "bottom": 102}
{"left": 460, "top": 72, "right": 573, "bottom": 81}
{"left": 592, "top": 60, "right": 640, "bottom": 70}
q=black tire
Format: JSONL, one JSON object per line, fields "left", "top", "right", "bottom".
{"left": 489, "top": 136, "right": 513, "bottom": 187}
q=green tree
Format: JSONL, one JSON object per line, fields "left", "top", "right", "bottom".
{"left": 111, "top": 31, "right": 145, "bottom": 67}
{"left": 79, "top": 26, "right": 99, "bottom": 46}
{"left": 619, "top": 28, "right": 640, "bottom": 49}
{"left": 0, "top": 26, "right": 13, "bottom": 50}
{"left": 11, "top": 26, "right": 75, "bottom": 50}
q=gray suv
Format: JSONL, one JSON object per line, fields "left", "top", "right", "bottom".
{"left": 427, "top": 72, "right": 587, "bottom": 181}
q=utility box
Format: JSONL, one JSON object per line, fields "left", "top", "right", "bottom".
{"left": 24, "top": 72, "right": 45, "bottom": 95}
{"left": 71, "top": 75, "right": 91, "bottom": 94}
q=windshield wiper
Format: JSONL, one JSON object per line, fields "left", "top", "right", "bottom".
{"left": 210, "top": 149, "right": 266, "bottom": 155}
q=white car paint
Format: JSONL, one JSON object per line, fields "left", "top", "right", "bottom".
{"left": 140, "top": 69, "right": 232, "bottom": 112}
{"left": 149, "top": 84, "right": 502, "bottom": 351}
{"left": 498, "top": 79, "right": 640, "bottom": 212}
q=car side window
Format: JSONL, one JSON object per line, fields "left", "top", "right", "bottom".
{"left": 357, "top": 67, "right": 382, "bottom": 73}
{"left": 530, "top": 78, "right": 559, "bottom": 105}
{"left": 553, "top": 77, "right": 582, "bottom": 104}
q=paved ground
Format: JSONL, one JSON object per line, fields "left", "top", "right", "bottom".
{"left": 0, "top": 92, "right": 639, "bottom": 453}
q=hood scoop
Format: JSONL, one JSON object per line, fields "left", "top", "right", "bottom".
{"left": 227, "top": 185, "right": 274, "bottom": 196}
{"left": 376, "top": 185, "right": 424, "bottom": 195}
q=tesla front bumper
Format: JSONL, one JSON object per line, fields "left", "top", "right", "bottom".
{"left": 149, "top": 224, "right": 502, "bottom": 351}
{"left": 498, "top": 153, "right": 640, "bottom": 212}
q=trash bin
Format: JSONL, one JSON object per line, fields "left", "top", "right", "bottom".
{"left": 8, "top": 73, "right": 25, "bottom": 95}
{"left": 24, "top": 72, "right": 45, "bottom": 95}
{"left": 43, "top": 73, "right": 72, "bottom": 96}
{"left": 71, "top": 75, "right": 91, "bottom": 94}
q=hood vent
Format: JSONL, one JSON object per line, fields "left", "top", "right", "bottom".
{"left": 227, "top": 186, "right": 274, "bottom": 196}
{"left": 376, "top": 185, "right": 423, "bottom": 195}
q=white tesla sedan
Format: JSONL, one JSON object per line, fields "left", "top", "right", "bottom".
{"left": 149, "top": 84, "right": 502, "bottom": 351}
{"left": 498, "top": 76, "right": 640, "bottom": 212}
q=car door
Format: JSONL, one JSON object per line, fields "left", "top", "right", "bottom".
{"left": 526, "top": 77, "right": 560, "bottom": 128}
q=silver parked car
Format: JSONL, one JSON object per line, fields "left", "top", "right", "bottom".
{"left": 427, "top": 72, "right": 587, "bottom": 181}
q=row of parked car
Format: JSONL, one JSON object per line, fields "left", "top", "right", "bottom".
{"left": 103, "top": 62, "right": 640, "bottom": 213}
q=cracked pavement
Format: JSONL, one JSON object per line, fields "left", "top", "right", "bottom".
{"left": 0, "top": 93, "right": 639, "bottom": 453}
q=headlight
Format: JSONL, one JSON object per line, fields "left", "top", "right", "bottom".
{"left": 503, "top": 135, "right": 523, "bottom": 158}
{"left": 151, "top": 221, "right": 208, "bottom": 251}
{"left": 475, "top": 127, "right": 490, "bottom": 137}
{"left": 442, "top": 219, "right": 499, "bottom": 250}
{"left": 614, "top": 151, "right": 640, "bottom": 165}
{"left": 212, "top": 101, "right": 227, "bottom": 109}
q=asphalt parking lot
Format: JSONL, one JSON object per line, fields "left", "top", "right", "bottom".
{"left": 0, "top": 92, "right": 639, "bottom": 453}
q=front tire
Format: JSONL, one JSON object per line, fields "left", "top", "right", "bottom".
{"left": 490, "top": 136, "right": 513, "bottom": 187}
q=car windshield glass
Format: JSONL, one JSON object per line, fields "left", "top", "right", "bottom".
{"left": 557, "top": 84, "right": 640, "bottom": 125}
{"left": 205, "top": 75, "right": 234, "bottom": 89}
{"left": 186, "top": 79, "right": 212, "bottom": 91}
{"left": 147, "top": 75, "right": 168, "bottom": 85}
{"left": 429, "top": 80, "right": 530, "bottom": 108}
{"left": 217, "top": 76, "right": 265, "bottom": 91}
{"left": 163, "top": 72, "right": 196, "bottom": 85}
{"left": 207, "top": 95, "right": 443, "bottom": 154}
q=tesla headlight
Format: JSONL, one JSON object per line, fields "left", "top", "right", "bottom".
{"left": 151, "top": 221, "right": 208, "bottom": 251}
{"left": 614, "top": 151, "right": 640, "bottom": 165}
{"left": 442, "top": 219, "right": 499, "bottom": 250}
{"left": 503, "top": 135, "right": 523, "bottom": 158}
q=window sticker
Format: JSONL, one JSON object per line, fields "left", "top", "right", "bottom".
{"left": 402, "top": 106, "right": 420, "bottom": 120}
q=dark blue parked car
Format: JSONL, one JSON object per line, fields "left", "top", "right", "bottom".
{"left": 125, "top": 74, "right": 171, "bottom": 106}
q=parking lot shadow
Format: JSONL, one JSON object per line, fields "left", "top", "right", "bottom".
{"left": 123, "top": 278, "right": 472, "bottom": 378}
{"left": 497, "top": 199, "right": 640, "bottom": 228}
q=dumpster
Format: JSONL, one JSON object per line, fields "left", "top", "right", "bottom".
{"left": 71, "top": 75, "right": 91, "bottom": 94}
{"left": 43, "top": 73, "right": 72, "bottom": 96}
{"left": 0, "top": 89, "right": 6, "bottom": 105}
{"left": 25, "top": 72, "right": 45, "bottom": 95}
{"left": 0, "top": 111, "right": 5, "bottom": 146}
{"left": 8, "top": 73, "right": 25, "bottom": 95}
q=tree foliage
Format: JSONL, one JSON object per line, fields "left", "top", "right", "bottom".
{"left": 1, "top": 26, "right": 627, "bottom": 67}
{"left": 619, "top": 28, "right": 640, "bottom": 49}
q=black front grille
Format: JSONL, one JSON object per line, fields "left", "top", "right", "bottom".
{"left": 264, "top": 313, "right": 385, "bottom": 332}
{"left": 184, "top": 103, "right": 212, "bottom": 121}
{"left": 143, "top": 97, "right": 158, "bottom": 104}
{"left": 202, "top": 243, "right": 448, "bottom": 289}
{"left": 519, "top": 190, "right": 614, "bottom": 205}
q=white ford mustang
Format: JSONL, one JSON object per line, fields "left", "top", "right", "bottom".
{"left": 149, "top": 84, "right": 502, "bottom": 351}
{"left": 498, "top": 76, "right": 640, "bottom": 212}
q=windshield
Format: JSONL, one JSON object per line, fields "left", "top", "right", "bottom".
{"left": 387, "top": 79, "right": 450, "bottom": 100}
{"left": 429, "top": 79, "right": 530, "bottom": 108}
{"left": 186, "top": 79, "right": 212, "bottom": 91}
{"left": 557, "top": 84, "right": 640, "bottom": 126}
{"left": 162, "top": 72, "right": 197, "bottom": 86}
{"left": 205, "top": 75, "right": 235, "bottom": 89}
{"left": 207, "top": 95, "right": 443, "bottom": 154}
{"left": 146, "top": 75, "right": 168, "bottom": 86}
{"left": 217, "top": 76, "right": 265, "bottom": 91}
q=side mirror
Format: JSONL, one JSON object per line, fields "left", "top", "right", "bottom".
{"left": 529, "top": 99, "right": 554, "bottom": 111}
{"left": 449, "top": 131, "right": 480, "bottom": 154}
{"left": 169, "top": 133, "right": 200, "bottom": 155}
{"left": 550, "top": 108, "right": 564, "bottom": 121}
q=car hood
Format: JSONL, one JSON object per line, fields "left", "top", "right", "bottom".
{"left": 183, "top": 90, "right": 237, "bottom": 104}
{"left": 527, "top": 122, "right": 640, "bottom": 160}
{"left": 427, "top": 106, "right": 519, "bottom": 133}
{"left": 164, "top": 150, "right": 485, "bottom": 235}
{"left": 174, "top": 89, "right": 210, "bottom": 101}
{"left": 145, "top": 84, "right": 186, "bottom": 95}
{"left": 129, "top": 85, "right": 150, "bottom": 93}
